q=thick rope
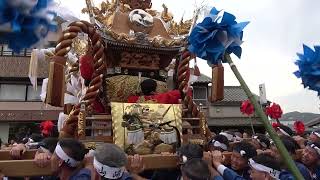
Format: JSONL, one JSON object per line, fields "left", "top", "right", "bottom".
{"left": 55, "top": 21, "right": 106, "bottom": 138}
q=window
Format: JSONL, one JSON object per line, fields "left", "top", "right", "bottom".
{"left": 27, "top": 85, "right": 42, "bottom": 101}
{"left": 0, "top": 84, "right": 26, "bottom": 101}
{"left": 192, "top": 86, "right": 208, "bottom": 106}
{"left": 193, "top": 86, "right": 208, "bottom": 100}
{"left": 0, "top": 84, "right": 42, "bottom": 101}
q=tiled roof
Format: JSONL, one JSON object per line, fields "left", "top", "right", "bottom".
{"left": 207, "top": 117, "right": 263, "bottom": 126}
{"left": 305, "top": 117, "right": 320, "bottom": 127}
{"left": 193, "top": 74, "right": 211, "bottom": 84}
{"left": 212, "top": 86, "right": 261, "bottom": 105}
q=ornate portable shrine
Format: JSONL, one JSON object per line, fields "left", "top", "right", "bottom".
{"left": 45, "top": 0, "right": 210, "bottom": 155}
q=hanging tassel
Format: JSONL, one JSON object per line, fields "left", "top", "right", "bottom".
{"left": 45, "top": 56, "right": 66, "bottom": 107}
{"left": 211, "top": 63, "right": 224, "bottom": 102}
{"left": 193, "top": 57, "right": 200, "bottom": 76}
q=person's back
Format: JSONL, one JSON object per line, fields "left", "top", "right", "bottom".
{"left": 69, "top": 168, "right": 91, "bottom": 180}
{"left": 127, "top": 79, "right": 181, "bottom": 104}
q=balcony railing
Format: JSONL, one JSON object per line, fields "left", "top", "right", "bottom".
{"left": 0, "top": 45, "right": 32, "bottom": 57}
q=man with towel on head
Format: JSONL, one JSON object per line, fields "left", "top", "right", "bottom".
{"left": 93, "top": 143, "right": 132, "bottom": 180}
{"left": 50, "top": 139, "right": 91, "bottom": 180}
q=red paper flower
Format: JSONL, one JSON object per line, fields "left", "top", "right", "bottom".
{"left": 265, "top": 103, "right": 283, "bottom": 119}
{"left": 79, "top": 54, "right": 94, "bottom": 81}
{"left": 40, "top": 120, "right": 54, "bottom": 137}
{"left": 240, "top": 99, "right": 254, "bottom": 116}
{"left": 294, "top": 121, "right": 305, "bottom": 135}
{"left": 272, "top": 122, "right": 280, "bottom": 129}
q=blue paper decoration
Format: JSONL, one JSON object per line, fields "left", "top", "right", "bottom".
{"left": 0, "top": 0, "right": 57, "bottom": 52}
{"left": 188, "top": 7, "right": 249, "bottom": 65}
{"left": 294, "top": 44, "right": 320, "bottom": 95}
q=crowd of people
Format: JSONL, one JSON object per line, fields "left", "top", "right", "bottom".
{"left": 0, "top": 123, "right": 320, "bottom": 180}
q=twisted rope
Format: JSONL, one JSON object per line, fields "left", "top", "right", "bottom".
{"left": 55, "top": 21, "right": 106, "bottom": 138}
{"left": 177, "top": 51, "right": 200, "bottom": 117}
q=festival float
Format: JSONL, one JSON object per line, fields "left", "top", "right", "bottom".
{"left": 44, "top": 0, "right": 212, "bottom": 153}
{"left": 0, "top": 0, "right": 305, "bottom": 178}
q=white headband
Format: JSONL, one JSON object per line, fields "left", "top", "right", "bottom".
{"left": 253, "top": 136, "right": 267, "bottom": 148}
{"left": 93, "top": 157, "right": 124, "bottom": 179}
{"left": 211, "top": 140, "right": 227, "bottom": 150}
{"left": 312, "top": 131, "right": 320, "bottom": 138}
{"left": 219, "top": 132, "right": 234, "bottom": 141}
{"left": 278, "top": 128, "right": 290, "bottom": 136}
{"left": 249, "top": 159, "right": 280, "bottom": 179}
{"left": 54, "top": 143, "right": 80, "bottom": 167}
{"left": 310, "top": 144, "right": 320, "bottom": 156}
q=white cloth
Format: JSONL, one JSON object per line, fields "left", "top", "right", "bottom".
{"left": 219, "top": 132, "right": 234, "bottom": 141}
{"left": 249, "top": 159, "right": 280, "bottom": 179}
{"left": 40, "top": 78, "right": 48, "bottom": 102}
{"left": 29, "top": 49, "right": 39, "bottom": 90}
{"left": 64, "top": 93, "right": 79, "bottom": 105}
{"left": 160, "top": 130, "right": 177, "bottom": 144}
{"left": 211, "top": 140, "right": 227, "bottom": 150}
{"left": 93, "top": 157, "right": 124, "bottom": 179}
{"left": 54, "top": 143, "right": 80, "bottom": 167}
{"left": 127, "top": 129, "right": 144, "bottom": 145}
{"left": 217, "top": 164, "right": 227, "bottom": 175}
{"left": 57, "top": 112, "right": 68, "bottom": 132}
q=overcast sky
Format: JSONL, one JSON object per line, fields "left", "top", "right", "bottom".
{"left": 56, "top": 0, "right": 320, "bottom": 113}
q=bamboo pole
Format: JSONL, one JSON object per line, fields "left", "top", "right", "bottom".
{"left": 224, "top": 53, "right": 304, "bottom": 180}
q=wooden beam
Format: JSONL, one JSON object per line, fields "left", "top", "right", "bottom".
{"left": 0, "top": 150, "right": 304, "bottom": 177}
{"left": 0, "top": 150, "right": 36, "bottom": 160}
{"left": 0, "top": 160, "right": 51, "bottom": 177}
{"left": 0, "top": 153, "right": 233, "bottom": 177}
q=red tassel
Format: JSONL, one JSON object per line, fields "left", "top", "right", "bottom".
{"left": 40, "top": 120, "right": 54, "bottom": 137}
{"left": 80, "top": 54, "right": 94, "bottom": 81}
{"left": 193, "top": 58, "right": 201, "bottom": 76}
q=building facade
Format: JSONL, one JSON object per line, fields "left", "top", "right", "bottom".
{"left": 0, "top": 45, "right": 61, "bottom": 143}
{"left": 192, "top": 74, "right": 264, "bottom": 133}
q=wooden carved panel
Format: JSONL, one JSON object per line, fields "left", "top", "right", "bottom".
{"left": 120, "top": 0, "right": 152, "bottom": 10}
{"left": 120, "top": 52, "right": 160, "bottom": 70}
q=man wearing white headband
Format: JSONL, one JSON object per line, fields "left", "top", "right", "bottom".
{"left": 209, "top": 135, "right": 229, "bottom": 152}
{"left": 93, "top": 143, "right": 131, "bottom": 180}
{"left": 275, "top": 125, "right": 294, "bottom": 137}
{"left": 309, "top": 130, "right": 320, "bottom": 143}
{"left": 251, "top": 134, "right": 270, "bottom": 150}
{"left": 212, "top": 142, "right": 257, "bottom": 180}
{"left": 249, "top": 154, "right": 281, "bottom": 180}
{"left": 219, "top": 131, "right": 234, "bottom": 142}
{"left": 50, "top": 139, "right": 91, "bottom": 180}
{"left": 269, "top": 136, "right": 311, "bottom": 180}
{"left": 301, "top": 141, "right": 320, "bottom": 179}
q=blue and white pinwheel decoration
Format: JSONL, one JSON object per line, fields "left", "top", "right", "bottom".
{"left": 294, "top": 44, "right": 320, "bottom": 95}
{"left": 0, "top": 0, "right": 57, "bottom": 52}
{"left": 188, "top": 7, "right": 249, "bottom": 65}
